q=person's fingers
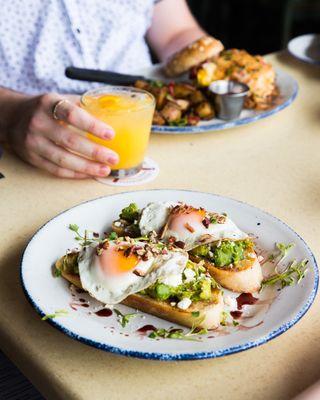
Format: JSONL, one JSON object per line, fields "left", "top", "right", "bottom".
{"left": 52, "top": 98, "right": 115, "bottom": 140}
{"left": 28, "top": 152, "right": 90, "bottom": 179}
{"left": 34, "top": 135, "right": 111, "bottom": 177}
{"left": 43, "top": 120, "right": 119, "bottom": 165}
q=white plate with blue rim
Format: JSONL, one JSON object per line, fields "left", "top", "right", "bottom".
{"left": 20, "top": 190, "right": 318, "bottom": 360}
{"left": 136, "top": 64, "right": 298, "bottom": 134}
{"left": 288, "top": 34, "right": 320, "bottom": 66}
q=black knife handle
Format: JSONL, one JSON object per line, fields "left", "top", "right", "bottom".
{"left": 65, "top": 67, "right": 145, "bottom": 85}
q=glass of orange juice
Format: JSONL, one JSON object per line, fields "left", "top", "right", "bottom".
{"left": 81, "top": 86, "right": 155, "bottom": 177}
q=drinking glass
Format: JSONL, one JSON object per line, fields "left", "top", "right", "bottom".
{"left": 81, "top": 86, "right": 155, "bottom": 177}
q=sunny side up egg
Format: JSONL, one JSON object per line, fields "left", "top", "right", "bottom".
{"left": 78, "top": 240, "right": 188, "bottom": 304}
{"left": 139, "top": 202, "right": 248, "bottom": 251}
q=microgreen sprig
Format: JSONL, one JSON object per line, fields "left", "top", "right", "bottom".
{"left": 220, "top": 310, "right": 239, "bottom": 327}
{"left": 108, "top": 231, "right": 118, "bottom": 240}
{"left": 69, "top": 224, "right": 101, "bottom": 247}
{"left": 268, "top": 242, "right": 295, "bottom": 268}
{"left": 114, "top": 309, "right": 138, "bottom": 328}
{"left": 148, "top": 323, "right": 208, "bottom": 342}
{"left": 41, "top": 309, "right": 69, "bottom": 321}
{"left": 261, "top": 259, "right": 308, "bottom": 290}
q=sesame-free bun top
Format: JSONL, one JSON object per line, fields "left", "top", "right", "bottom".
{"left": 164, "top": 36, "right": 224, "bottom": 77}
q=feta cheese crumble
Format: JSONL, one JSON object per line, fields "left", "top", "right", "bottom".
{"left": 177, "top": 298, "right": 192, "bottom": 310}
{"left": 183, "top": 268, "right": 196, "bottom": 282}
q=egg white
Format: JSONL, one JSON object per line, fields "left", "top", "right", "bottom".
{"left": 139, "top": 202, "right": 248, "bottom": 251}
{"left": 78, "top": 241, "right": 188, "bottom": 304}
{"left": 139, "top": 201, "right": 177, "bottom": 236}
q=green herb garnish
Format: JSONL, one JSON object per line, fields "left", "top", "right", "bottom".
{"left": 108, "top": 231, "right": 118, "bottom": 240}
{"left": 53, "top": 267, "right": 62, "bottom": 277}
{"left": 148, "top": 324, "right": 208, "bottom": 341}
{"left": 151, "top": 80, "right": 164, "bottom": 88}
{"left": 268, "top": 242, "right": 295, "bottom": 263}
{"left": 261, "top": 259, "right": 308, "bottom": 290}
{"left": 41, "top": 309, "right": 68, "bottom": 321}
{"left": 225, "top": 67, "right": 234, "bottom": 76}
{"left": 192, "top": 311, "right": 200, "bottom": 318}
{"left": 69, "top": 224, "right": 100, "bottom": 247}
{"left": 69, "top": 223, "right": 79, "bottom": 232}
{"left": 210, "top": 216, "right": 217, "bottom": 224}
{"left": 276, "top": 242, "right": 295, "bottom": 262}
{"left": 220, "top": 311, "right": 229, "bottom": 326}
{"left": 220, "top": 310, "right": 239, "bottom": 327}
{"left": 114, "top": 309, "right": 137, "bottom": 328}
{"left": 168, "top": 117, "right": 188, "bottom": 127}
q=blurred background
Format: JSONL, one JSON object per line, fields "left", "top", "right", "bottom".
{"left": 187, "top": 0, "right": 320, "bottom": 54}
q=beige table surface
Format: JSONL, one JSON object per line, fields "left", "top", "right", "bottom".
{"left": 0, "top": 52, "right": 320, "bottom": 400}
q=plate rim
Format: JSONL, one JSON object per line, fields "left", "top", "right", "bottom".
{"left": 20, "top": 189, "right": 319, "bottom": 361}
{"left": 288, "top": 34, "right": 320, "bottom": 66}
{"left": 150, "top": 68, "right": 299, "bottom": 134}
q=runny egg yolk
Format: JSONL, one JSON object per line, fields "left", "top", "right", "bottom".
{"left": 98, "top": 246, "right": 139, "bottom": 276}
{"left": 168, "top": 209, "right": 206, "bottom": 235}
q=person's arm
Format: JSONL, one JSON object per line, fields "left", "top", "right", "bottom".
{"left": 147, "top": 0, "right": 206, "bottom": 62}
{"left": 0, "top": 87, "right": 118, "bottom": 178}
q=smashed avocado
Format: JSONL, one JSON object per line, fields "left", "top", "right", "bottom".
{"left": 144, "top": 275, "right": 215, "bottom": 303}
{"left": 119, "top": 203, "right": 140, "bottom": 223}
{"left": 191, "top": 239, "right": 253, "bottom": 268}
{"left": 61, "top": 252, "right": 79, "bottom": 275}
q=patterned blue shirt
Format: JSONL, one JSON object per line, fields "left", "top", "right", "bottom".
{"left": 0, "top": 0, "right": 155, "bottom": 94}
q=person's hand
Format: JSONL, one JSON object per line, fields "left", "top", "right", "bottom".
{"left": 7, "top": 93, "right": 119, "bottom": 178}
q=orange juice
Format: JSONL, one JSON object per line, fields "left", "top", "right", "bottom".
{"left": 81, "top": 87, "right": 155, "bottom": 174}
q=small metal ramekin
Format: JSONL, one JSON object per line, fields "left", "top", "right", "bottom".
{"left": 209, "top": 80, "right": 249, "bottom": 120}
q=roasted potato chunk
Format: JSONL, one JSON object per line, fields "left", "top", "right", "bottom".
{"left": 195, "top": 101, "right": 215, "bottom": 119}
{"left": 155, "top": 86, "right": 168, "bottom": 109}
{"left": 134, "top": 80, "right": 150, "bottom": 90}
{"left": 170, "top": 98, "right": 190, "bottom": 111}
{"left": 173, "top": 83, "right": 196, "bottom": 98}
{"left": 190, "top": 90, "right": 206, "bottom": 105}
{"left": 161, "top": 102, "right": 182, "bottom": 122}
{"left": 152, "top": 110, "right": 166, "bottom": 125}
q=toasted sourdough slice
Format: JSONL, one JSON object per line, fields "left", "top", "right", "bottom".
{"left": 55, "top": 255, "right": 224, "bottom": 329}
{"left": 190, "top": 253, "right": 263, "bottom": 293}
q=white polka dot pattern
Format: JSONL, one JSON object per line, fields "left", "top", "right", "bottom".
{"left": 0, "top": 0, "right": 156, "bottom": 95}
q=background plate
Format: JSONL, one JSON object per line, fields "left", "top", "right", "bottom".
{"left": 288, "top": 34, "right": 320, "bottom": 66}
{"left": 138, "top": 64, "right": 298, "bottom": 134}
{"left": 21, "top": 190, "right": 318, "bottom": 360}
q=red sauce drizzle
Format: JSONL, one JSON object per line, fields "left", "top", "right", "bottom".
{"left": 95, "top": 308, "right": 113, "bottom": 317}
{"left": 81, "top": 304, "right": 89, "bottom": 308}
{"left": 230, "top": 311, "right": 242, "bottom": 319}
{"left": 137, "top": 325, "right": 157, "bottom": 333}
{"left": 236, "top": 293, "right": 258, "bottom": 310}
